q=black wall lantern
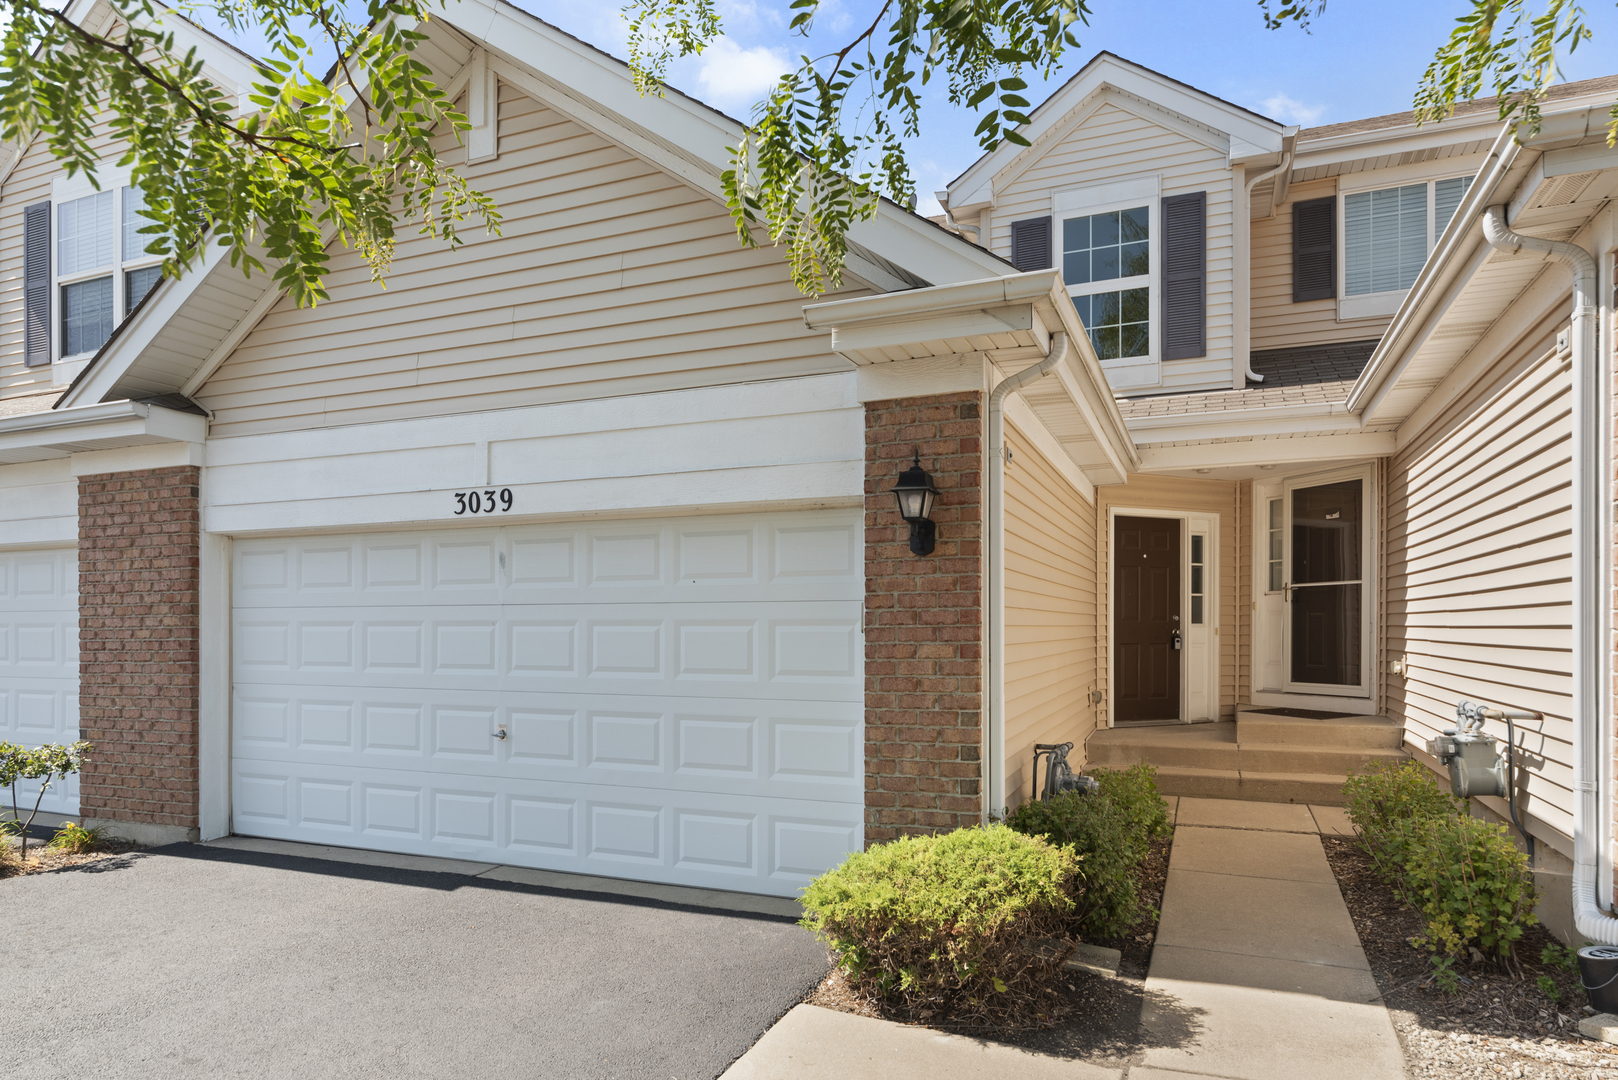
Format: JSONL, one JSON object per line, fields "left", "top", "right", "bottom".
{"left": 891, "top": 452, "right": 940, "bottom": 556}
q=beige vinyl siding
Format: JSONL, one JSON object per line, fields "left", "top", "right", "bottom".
{"left": 199, "top": 86, "right": 862, "bottom": 437}
{"left": 0, "top": 107, "right": 131, "bottom": 399}
{"left": 1383, "top": 319, "right": 1573, "bottom": 840}
{"left": 1003, "top": 423, "right": 1097, "bottom": 805}
{"left": 1093, "top": 475, "right": 1239, "bottom": 728}
{"left": 988, "top": 101, "right": 1235, "bottom": 394}
{"left": 1250, "top": 177, "right": 1392, "bottom": 351}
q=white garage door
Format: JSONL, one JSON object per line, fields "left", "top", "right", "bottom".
{"left": 0, "top": 547, "right": 80, "bottom": 817}
{"left": 230, "top": 510, "right": 865, "bottom": 896}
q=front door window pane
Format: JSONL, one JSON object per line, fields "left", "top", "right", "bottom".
{"left": 1291, "top": 584, "right": 1362, "bottom": 686}
{"left": 1267, "top": 498, "right": 1283, "bottom": 592}
{"left": 62, "top": 276, "right": 115, "bottom": 355}
{"left": 1292, "top": 479, "right": 1362, "bottom": 583}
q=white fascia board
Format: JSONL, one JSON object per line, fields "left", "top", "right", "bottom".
{"left": 948, "top": 54, "right": 1284, "bottom": 209}
{"left": 0, "top": 400, "right": 206, "bottom": 457}
{"left": 803, "top": 271, "right": 1057, "bottom": 335}
{"left": 1135, "top": 431, "right": 1395, "bottom": 472}
{"left": 1126, "top": 402, "right": 1360, "bottom": 445}
{"left": 56, "top": 234, "right": 234, "bottom": 409}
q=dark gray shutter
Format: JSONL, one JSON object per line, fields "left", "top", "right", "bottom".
{"left": 1161, "top": 191, "right": 1206, "bottom": 360}
{"left": 23, "top": 201, "right": 50, "bottom": 367}
{"left": 1292, "top": 195, "right": 1336, "bottom": 302}
{"left": 1009, "top": 216, "right": 1052, "bottom": 272}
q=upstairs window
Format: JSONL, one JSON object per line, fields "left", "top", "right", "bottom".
{"left": 1063, "top": 206, "right": 1151, "bottom": 362}
{"left": 1335, "top": 173, "right": 1476, "bottom": 319}
{"left": 48, "top": 184, "right": 165, "bottom": 361}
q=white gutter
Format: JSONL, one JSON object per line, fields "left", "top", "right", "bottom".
{"left": 1480, "top": 205, "right": 1617, "bottom": 939}
{"left": 984, "top": 331, "right": 1070, "bottom": 820}
{"left": 1234, "top": 133, "right": 1297, "bottom": 386}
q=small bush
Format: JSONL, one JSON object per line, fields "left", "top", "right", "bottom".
{"left": 47, "top": 821, "right": 113, "bottom": 855}
{"left": 1343, "top": 758, "right": 1462, "bottom": 877}
{"left": 1004, "top": 764, "right": 1170, "bottom": 940}
{"left": 800, "top": 826, "right": 1078, "bottom": 1023}
{"left": 1404, "top": 813, "right": 1538, "bottom": 963}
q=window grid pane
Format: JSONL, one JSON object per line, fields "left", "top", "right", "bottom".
{"left": 1344, "top": 184, "right": 1427, "bottom": 296}
{"left": 62, "top": 276, "right": 115, "bottom": 355}
{"left": 1267, "top": 498, "right": 1284, "bottom": 592}
{"left": 126, "top": 265, "right": 162, "bottom": 315}
{"left": 1071, "top": 288, "right": 1150, "bottom": 360}
{"left": 122, "top": 185, "right": 151, "bottom": 261}
{"left": 1062, "top": 205, "right": 1149, "bottom": 286}
{"left": 1190, "top": 534, "right": 1205, "bottom": 624}
{"left": 58, "top": 190, "right": 115, "bottom": 277}
{"left": 1434, "top": 176, "right": 1473, "bottom": 236}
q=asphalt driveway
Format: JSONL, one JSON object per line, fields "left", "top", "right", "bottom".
{"left": 9, "top": 844, "right": 828, "bottom": 1080}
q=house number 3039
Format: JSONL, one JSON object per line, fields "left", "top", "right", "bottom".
{"left": 454, "top": 489, "right": 515, "bottom": 515}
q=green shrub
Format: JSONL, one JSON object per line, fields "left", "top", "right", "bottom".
{"left": 799, "top": 825, "right": 1078, "bottom": 1021}
{"left": 1003, "top": 763, "right": 1170, "bottom": 940}
{"left": 1342, "top": 758, "right": 1462, "bottom": 878}
{"left": 1403, "top": 813, "right": 1538, "bottom": 962}
{"left": 47, "top": 821, "right": 114, "bottom": 855}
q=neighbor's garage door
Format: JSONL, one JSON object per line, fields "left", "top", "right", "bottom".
{"left": 230, "top": 510, "right": 864, "bottom": 896}
{"left": 0, "top": 548, "right": 80, "bottom": 816}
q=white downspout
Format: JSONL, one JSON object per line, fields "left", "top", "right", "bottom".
{"left": 1234, "top": 138, "right": 1296, "bottom": 387}
{"left": 1481, "top": 205, "right": 1618, "bottom": 940}
{"left": 984, "top": 332, "right": 1070, "bottom": 822}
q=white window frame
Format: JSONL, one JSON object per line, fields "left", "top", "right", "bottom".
{"left": 49, "top": 168, "right": 165, "bottom": 382}
{"left": 1337, "top": 171, "right": 1475, "bottom": 322}
{"left": 1053, "top": 176, "right": 1161, "bottom": 390}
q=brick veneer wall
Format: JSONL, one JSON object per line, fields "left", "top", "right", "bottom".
{"left": 78, "top": 466, "right": 202, "bottom": 833}
{"left": 864, "top": 391, "right": 984, "bottom": 843}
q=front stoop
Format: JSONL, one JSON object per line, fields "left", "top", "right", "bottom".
{"left": 1086, "top": 708, "right": 1406, "bottom": 805}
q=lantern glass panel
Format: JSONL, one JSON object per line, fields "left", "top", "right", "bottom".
{"left": 896, "top": 488, "right": 927, "bottom": 521}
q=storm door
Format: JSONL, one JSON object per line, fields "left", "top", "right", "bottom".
{"left": 1114, "top": 515, "right": 1181, "bottom": 723}
{"left": 1283, "top": 474, "right": 1366, "bottom": 693}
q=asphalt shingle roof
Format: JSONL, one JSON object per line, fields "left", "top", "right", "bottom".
{"left": 1115, "top": 339, "right": 1379, "bottom": 419}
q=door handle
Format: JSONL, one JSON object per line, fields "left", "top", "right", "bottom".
{"left": 1283, "top": 582, "right": 1290, "bottom": 602}
{"left": 1171, "top": 630, "right": 1182, "bottom": 651}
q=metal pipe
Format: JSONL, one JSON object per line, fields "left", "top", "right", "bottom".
{"left": 1235, "top": 139, "right": 1295, "bottom": 385}
{"left": 1481, "top": 206, "right": 1615, "bottom": 941}
{"left": 983, "top": 332, "right": 1070, "bottom": 821}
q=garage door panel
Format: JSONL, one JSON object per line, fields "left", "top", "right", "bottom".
{"left": 233, "top": 689, "right": 862, "bottom": 803}
{"left": 232, "top": 512, "right": 863, "bottom": 896}
{"left": 0, "top": 547, "right": 80, "bottom": 816}
{"left": 228, "top": 757, "right": 863, "bottom": 894}
{"left": 234, "top": 603, "right": 861, "bottom": 701}
{"left": 232, "top": 512, "right": 860, "bottom": 609}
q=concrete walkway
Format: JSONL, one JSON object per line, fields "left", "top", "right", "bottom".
{"left": 1137, "top": 797, "right": 1406, "bottom": 1080}
{"left": 722, "top": 797, "right": 1406, "bottom": 1080}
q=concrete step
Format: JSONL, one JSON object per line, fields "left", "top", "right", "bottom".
{"left": 1236, "top": 710, "right": 1404, "bottom": 749}
{"left": 1236, "top": 744, "right": 1406, "bottom": 775}
{"left": 1087, "top": 724, "right": 1238, "bottom": 769}
{"left": 1154, "top": 766, "right": 1354, "bottom": 806}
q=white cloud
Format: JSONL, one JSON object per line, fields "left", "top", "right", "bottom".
{"left": 694, "top": 37, "right": 791, "bottom": 114}
{"left": 1261, "top": 93, "right": 1327, "bottom": 127}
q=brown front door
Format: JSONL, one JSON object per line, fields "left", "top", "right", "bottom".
{"left": 1114, "top": 515, "right": 1181, "bottom": 723}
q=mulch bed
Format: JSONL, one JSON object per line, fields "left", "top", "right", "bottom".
{"left": 802, "top": 831, "right": 1173, "bottom": 1059}
{"left": 2, "top": 834, "right": 144, "bottom": 878}
{"left": 1323, "top": 835, "right": 1618, "bottom": 1078}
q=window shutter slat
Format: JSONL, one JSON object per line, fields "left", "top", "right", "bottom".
{"left": 1161, "top": 190, "right": 1206, "bottom": 360}
{"left": 1009, "top": 216, "right": 1052, "bottom": 272}
{"left": 1292, "top": 195, "right": 1336, "bottom": 302}
{"left": 23, "top": 201, "right": 50, "bottom": 368}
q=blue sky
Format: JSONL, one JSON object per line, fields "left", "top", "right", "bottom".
{"left": 180, "top": 0, "right": 1618, "bottom": 216}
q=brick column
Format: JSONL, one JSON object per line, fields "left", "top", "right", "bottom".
{"left": 864, "top": 391, "right": 984, "bottom": 844}
{"left": 78, "top": 466, "right": 202, "bottom": 841}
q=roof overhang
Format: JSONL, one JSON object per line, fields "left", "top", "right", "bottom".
{"left": 803, "top": 271, "right": 1141, "bottom": 485}
{"left": 1347, "top": 104, "right": 1618, "bottom": 437}
{"left": 0, "top": 400, "right": 207, "bottom": 464}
